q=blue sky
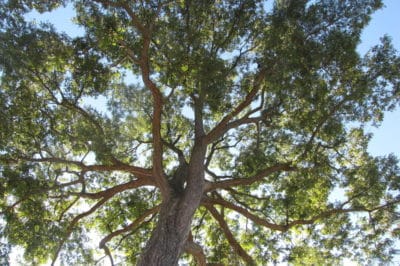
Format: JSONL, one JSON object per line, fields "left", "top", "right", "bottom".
{"left": 359, "top": 0, "right": 400, "bottom": 158}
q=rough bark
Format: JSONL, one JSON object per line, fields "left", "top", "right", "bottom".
{"left": 138, "top": 143, "right": 206, "bottom": 265}
{"left": 137, "top": 196, "right": 189, "bottom": 266}
{"left": 137, "top": 192, "right": 203, "bottom": 265}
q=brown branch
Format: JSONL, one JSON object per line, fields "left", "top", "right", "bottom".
{"left": 184, "top": 237, "right": 207, "bottom": 266}
{"left": 286, "top": 198, "right": 400, "bottom": 229}
{"left": 205, "top": 163, "right": 294, "bottom": 192}
{"left": 92, "top": 0, "right": 148, "bottom": 35}
{"left": 4, "top": 155, "right": 153, "bottom": 179}
{"left": 92, "top": 0, "right": 168, "bottom": 197}
{"left": 4, "top": 157, "right": 154, "bottom": 261}
{"left": 142, "top": 54, "right": 168, "bottom": 198}
{"left": 221, "top": 116, "right": 263, "bottom": 136}
{"left": 0, "top": 178, "right": 82, "bottom": 216}
{"left": 125, "top": 1, "right": 166, "bottom": 197}
{"left": 181, "top": 98, "right": 207, "bottom": 207}
{"left": 205, "top": 68, "right": 267, "bottom": 144}
{"left": 205, "top": 205, "right": 256, "bottom": 265}
{"left": 51, "top": 197, "right": 110, "bottom": 266}
{"left": 191, "top": 93, "right": 206, "bottom": 140}
{"left": 102, "top": 245, "right": 115, "bottom": 266}
{"left": 207, "top": 196, "right": 400, "bottom": 234}
{"left": 163, "top": 138, "right": 187, "bottom": 164}
{"left": 99, "top": 205, "right": 161, "bottom": 249}
{"left": 72, "top": 178, "right": 154, "bottom": 199}
{"left": 204, "top": 197, "right": 285, "bottom": 231}
{"left": 57, "top": 197, "right": 80, "bottom": 222}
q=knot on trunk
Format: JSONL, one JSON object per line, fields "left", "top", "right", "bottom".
{"left": 169, "top": 161, "right": 189, "bottom": 195}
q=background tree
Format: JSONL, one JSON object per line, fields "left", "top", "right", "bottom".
{"left": 1, "top": 0, "right": 400, "bottom": 265}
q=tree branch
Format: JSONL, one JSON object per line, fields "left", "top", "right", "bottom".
{"left": 3, "top": 155, "right": 153, "bottom": 179}
{"left": 51, "top": 197, "right": 110, "bottom": 266}
{"left": 205, "top": 205, "right": 256, "bottom": 265}
{"left": 205, "top": 163, "right": 294, "bottom": 192}
{"left": 99, "top": 205, "right": 161, "bottom": 251}
{"left": 204, "top": 197, "right": 285, "bottom": 231}
{"left": 92, "top": 0, "right": 168, "bottom": 197}
{"left": 72, "top": 178, "right": 154, "bottom": 199}
{"left": 222, "top": 116, "right": 263, "bottom": 136}
{"left": 60, "top": 99, "right": 105, "bottom": 137}
{"left": 285, "top": 198, "right": 400, "bottom": 229}
{"left": 102, "top": 245, "right": 115, "bottom": 266}
{"left": 207, "top": 196, "right": 400, "bottom": 235}
{"left": 184, "top": 233, "right": 207, "bottom": 266}
{"left": 125, "top": 1, "right": 166, "bottom": 197}
{"left": 205, "top": 68, "right": 267, "bottom": 144}
{"left": 163, "top": 138, "right": 187, "bottom": 164}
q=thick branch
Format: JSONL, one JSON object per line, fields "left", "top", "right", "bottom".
{"left": 127, "top": 2, "right": 167, "bottom": 197}
{"left": 205, "top": 205, "right": 256, "bottom": 265}
{"left": 205, "top": 163, "right": 294, "bottom": 192}
{"left": 222, "top": 116, "right": 262, "bottom": 136}
{"left": 3, "top": 156, "right": 153, "bottom": 179}
{"left": 207, "top": 196, "right": 400, "bottom": 234}
{"left": 184, "top": 242, "right": 206, "bottom": 266}
{"left": 205, "top": 68, "right": 267, "bottom": 144}
{"left": 181, "top": 94, "right": 207, "bottom": 214}
{"left": 184, "top": 234, "right": 207, "bottom": 266}
{"left": 92, "top": 0, "right": 168, "bottom": 197}
{"left": 192, "top": 94, "right": 205, "bottom": 139}
{"left": 204, "top": 197, "right": 285, "bottom": 231}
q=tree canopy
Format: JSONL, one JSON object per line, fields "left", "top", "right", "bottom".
{"left": 1, "top": 0, "right": 400, "bottom": 265}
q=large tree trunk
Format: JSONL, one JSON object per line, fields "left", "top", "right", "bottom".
{"left": 138, "top": 144, "right": 206, "bottom": 266}
{"left": 137, "top": 195, "right": 195, "bottom": 265}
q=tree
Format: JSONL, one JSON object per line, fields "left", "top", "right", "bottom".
{"left": 1, "top": 0, "right": 400, "bottom": 265}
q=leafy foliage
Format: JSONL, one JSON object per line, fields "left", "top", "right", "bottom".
{"left": 1, "top": 0, "right": 400, "bottom": 265}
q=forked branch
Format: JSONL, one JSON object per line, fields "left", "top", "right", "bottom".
{"left": 205, "top": 68, "right": 267, "bottom": 144}
{"left": 92, "top": 0, "right": 168, "bottom": 197}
